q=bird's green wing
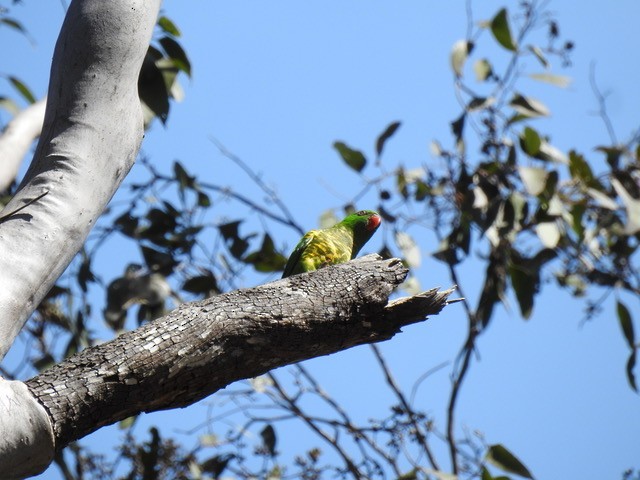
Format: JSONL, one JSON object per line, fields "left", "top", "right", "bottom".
{"left": 281, "top": 231, "right": 315, "bottom": 278}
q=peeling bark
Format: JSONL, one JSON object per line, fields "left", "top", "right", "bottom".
{"left": 0, "top": 0, "right": 161, "bottom": 359}
{"left": 11, "top": 255, "right": 456, "bottom": 478}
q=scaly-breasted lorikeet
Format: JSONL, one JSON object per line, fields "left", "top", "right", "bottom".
{"left": 282, "top": 210, "right": 382, "bottom": 278}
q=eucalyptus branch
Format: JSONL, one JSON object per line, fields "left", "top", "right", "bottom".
{"left": 210, "top": 137, "right": 304, "bottom": 235}
{"left": 447, "top": 333, "right": 475, "bottom": 476}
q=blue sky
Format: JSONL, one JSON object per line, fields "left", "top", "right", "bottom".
{"left": 1, "top": 1, "right": 639, "bottom": 479}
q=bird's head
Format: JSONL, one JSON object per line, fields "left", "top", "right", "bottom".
{"left": 342, "top": 210, "right": 381, "bottom": 254}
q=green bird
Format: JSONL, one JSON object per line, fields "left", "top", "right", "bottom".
{"left": 282, "top": 210, "right": 382, "bottom": 278}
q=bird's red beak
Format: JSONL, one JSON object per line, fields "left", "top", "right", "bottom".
{"left": 367, "top": 214, "right": 381, "bottom": 231}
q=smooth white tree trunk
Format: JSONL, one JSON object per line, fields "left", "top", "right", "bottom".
{"left": 0, "top": 1, "right": 159, "bottom": 476}
{"left": 0, "top": 0, "right": 160, "bottom": 359}
{"left": 0, "top": 379, "right": 54, "bottom": 479}
{"left": 0, "top": 98, "right": 46, "bottom": 191}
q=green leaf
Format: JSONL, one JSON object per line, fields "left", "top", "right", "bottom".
{"left": 527, "top": 45, "right": 549, "bottom": 68}
{"left": 486, "top": 444, "right": 534, "bottom": 479}
{"left": 467, "top": 96, "right": 495, "bottom": 112}
{"left": 78, "top": 257, "right": 96, "bottom": 293}
{"left": 529, "top": 73, "right": 572, "bottom": 88}
{"left": 9, "top": 76, "right": 36, "bottom": 104}
{"left": 157, "top": 16, "right": 181, "bottom": 36}
{"left": 162, "top": 200, "right": 180, "bottom": 218}
{"left": 626, "top": 351, "right": 637, "bottom": 392}
{"left": 139, "top": 53, "right": 170, "bottom": 124}
{"left": 476, "top": 250, "right": 506, "bottom": 328}
{"left": 44, "top": 285, "right": 72, "bottom": 301}
{"left": 568, "top": 151, "right": 594, "bottom": 186}
{"left": 0, "top": 17, "right": 27, "bottom": 36}
{"left": 450, "top": 113, "right": 466, "bottom": 146}
{"left": 490, "top": 9, "right": 517, "bottom": 51}
{"left": 399, "top": 275, "right": 422, "bottom": 296}
{"left": 260, "top": 424, "right": 277, "bottom": 456}
{"left": 267, "top": 466, "right": 282, "bottom": 480}
{"left": 536, "top": 141, "right": 568, "bottom": 164}
{"left": 612, "top": 178, "right": 640, "bottom": 235}
{"left": 250, "top": 375, "right": 273, "bottom": 393}
{"left": 334, "top": 141, "right": 366, "bottom": 172}
{"left": 173, "top": 161, "right": 194, "bottom": 190}
{"left": 520, "top": 127, "right": 542, "bottom": 156}
{"left": 114, "top": 212, "right": 139, "bottom": 238}
{"left": 140, "top": 245, "right": 177, "bottom": 274}
{"left": 118, "top": 415, "right": 138, "bottom": 430}
{"left": 507, "top": 144, "right": 517, "bottom": 166}
{"left": 219, "top": 221, "right": 252, "bottom": 260}
{"left": 474, "top": 58, "right": 493, "bottom": 81}
{"left": 143, "top": 208, "right": 178, "bottom": 237}
{"left": 243, "top": 234, "right": 287, "bottom": 272}
{"left": 219, "top": 220, "right": 242, "bottom": 241}
{"left": 0, "top": 96, "right": 19, "bottom": 115}
{"left": 159, "top": 36, "right": 191, "bottom": 76}
{"left": 201, "top": 454, "right": 234, "bottom": 477}
{"left": 396, "top": 168, "right": 409, "bottom": 199}
{"left": 510, "top": 94, "right": 550, "bottom": 118}
{"left": 518, "top": 166, "right": 547, "bottom": 196}
{"left": 432, "top": 240, "right": 460, "bottom": 266}
{"left": 617, "top": 300, "right": 635, "bottom": 350}
{"left": 182, "top": 273, "right": 219, "bottom": 296}
{"left": 395, "top": 232, "right": 421, "bottom": 268}
{"left": 595, "top": 145, "right": 624, "bottom": 170}
{"left": 569, "top": 203, "right": 585, "bottom": 239}
{"left": 415, "top": 179, "right": 430, "bottom": 201}
{"left": 378, "top": 204, "right": 397, "bottom": 223}
{"left": 509, "top": 192, "right": 528, "bottom": 228}
{"left": 397, "top": 470, "right": 418, "bottom": 480}
{"left": 199, "top": 434, "right": 220, "bottom": 447}
{"left": 451, "top": 40, "right": 472, "bottom": 77}
{"left": 519, "top": 131, "right": 567, "bottom": 164}
{"left": 481, "top": 467, "right": 493, "bottom": 480}
{"left": 535, "top": 221, "right": 561, "bottom": 248}
{"left": 197, "top": 191, "right": 211, "bottom": 207}
{"left": 480, "top": 467, "right": 510, "bottom": 480}
{"left": 378, "top": 244, "right": 394, "bottom": 260}
{"left": 319, "top": 209, "right": 339, "bottom": 229}
{"left": 376, "top": 121, "right": 401, "bottom": 157}
{"left": 33, "top": 353, "right": 55, "bottom": 372}
{"left": 555, "top": 272, "right": 587, "bottom": 297}
{"left": 509, "top": 264, "right": 536, "bottom": 319}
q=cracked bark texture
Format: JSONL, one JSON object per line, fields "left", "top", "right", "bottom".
{"left": 26, "top": 255, "right": 455, "bottom": 451}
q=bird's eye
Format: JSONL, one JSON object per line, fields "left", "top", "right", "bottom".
{"left": 356, "top": 210, "right": 366, "bottom": 216}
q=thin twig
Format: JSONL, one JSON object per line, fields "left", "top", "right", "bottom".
{"left": 444, "top": 259, "right": 478, "bottom": 476}
{"left": 409, "top": 361, "right": 449, "bottom": 406}
{"left": 266, "top": 372, "right": 364, "bottom": 479}
{"left": 370, "top": 344, "right": 441, "bottom": 472}
{"left": 446, "top": 332, "right": 475, "bottom": 476}
{"left": 295, "top": 364, "right": 403, "bottom": 477}
{"left": 198, "top": 180, "right": 303, "bottom": 234}
{"left": 0, "top": 190, "right": 49, "bottom": 223}
{"left": 589, "top": 62, "right": 618, "bottom": 145}
{"left": 210, "top": 137, "right": 304, "bottom": 235}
